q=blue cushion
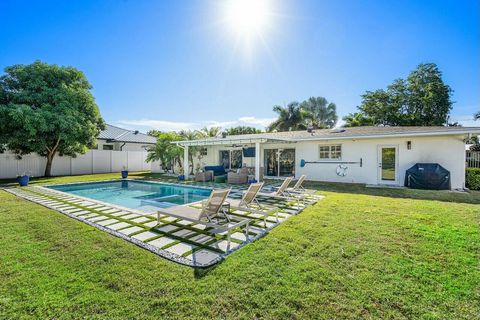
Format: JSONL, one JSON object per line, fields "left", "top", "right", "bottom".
{"left": 204, "top": 165, "right": 226, "bottom": 176}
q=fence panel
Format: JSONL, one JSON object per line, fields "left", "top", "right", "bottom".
{"left": 72, "top": 152, "right": 93, "bottom": 175}
{"left": 111, "top": 151, "right": 128, "bottom": 172}
{"left": 0, "top": 150, "right": 153, "bottom": 179}
{"left": 466, "top": 151, "right": 480, "bottom": 168}
{"left": 93, "top": 150, "right": 112, "bottom": 173}
{"left": 126, "top": 151, "right": 143, "bottom": 172}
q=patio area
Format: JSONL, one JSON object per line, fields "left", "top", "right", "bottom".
{"left": 5, "top": 178, "right": 323, "bottom": 267}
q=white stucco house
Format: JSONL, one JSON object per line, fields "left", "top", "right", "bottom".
{"left": 172, "top": 126, "right": 480, "bottom": 190}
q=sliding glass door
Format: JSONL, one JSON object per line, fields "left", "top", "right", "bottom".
{"left": 264, "top": 148, "right": 295, "bottom": 177}
{"left": 264, "top": 149, "right": 278, "bottom": 176}
{"left": 219, "top": 150, "right": 243, "bottom": 170}
{"left": 279, "top": 149, "right": 295, "bottom": 176}
{"left": 219, "top": 150, "right": 230, "bottom": 169}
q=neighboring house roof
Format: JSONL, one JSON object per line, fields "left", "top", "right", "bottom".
{"left": 98, "top": 124, "right": 156, "bottom": 144}
{"left": 175, "top": 126, "right": 480, "bottom": 146}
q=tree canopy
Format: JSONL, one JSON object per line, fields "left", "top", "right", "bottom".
{"left": 0, "top": 61, "right": 105, "bottom": 176}
{"left": 267, "top": 97, "right": 338, "bottom": 132}
{"left": 224, "top": 126, "right": 262, "bottom": 135}
{"left": 146, "top": 132, "right": 184, "bottom": 173}
{"left": 198, "top": 126, "right": 222, "bottom": 138}
{"left": 300, "top": 97, "right": 338, "bottom": 129}
{"left": 343, "top": 63, "right": 453, "bottom": 127}
{"left": 267, "top": 102, "right": 309, "bottom": 132}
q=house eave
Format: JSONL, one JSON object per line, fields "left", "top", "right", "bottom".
{"left": 290, "top": 129, "right": 480, "bottom": 142}
{"left": 173, "top": 128, "right": 480, "bottom": 146}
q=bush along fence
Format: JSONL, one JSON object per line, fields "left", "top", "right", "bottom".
{"left": 466, "top": 168, "right": 480, "bottom": 190}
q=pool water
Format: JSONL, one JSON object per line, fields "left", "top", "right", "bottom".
{"left": 47, "top": 180, "right": 212, "bottom": 211}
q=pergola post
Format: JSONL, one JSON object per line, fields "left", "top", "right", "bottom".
{"left": 255, "top": 142, "right": 261, "bottom": 182}
{"left": 183, "top": 146, "right": 189, "bottom": 179}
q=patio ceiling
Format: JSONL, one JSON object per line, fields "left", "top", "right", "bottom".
{"left": 174, "top": 137, "right": 280, "bottom": 147}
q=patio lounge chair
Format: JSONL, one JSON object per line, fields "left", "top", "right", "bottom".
{"left": 281, "top": 175, "right": 317, "bottom": 195}
{"left": 226, "top": 182, "right": 279, "bottom": 227}
{"left": 257, "top": 177, "right": 309, "bottom": 204}
{"left": 156, "top": 189, "right": 250, "bottom": 251}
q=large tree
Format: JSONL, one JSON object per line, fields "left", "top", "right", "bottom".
{"left": 267, "top": 102, "right": 309, "bottom": 132}
{"left": 344, "top": 63, "right": 453, "bottom": 127}
{"left": 0, "top": 61, "right": 105, "bottom": 177}
{"left": 300, "top": 96, "right": 338, "bottom": 129}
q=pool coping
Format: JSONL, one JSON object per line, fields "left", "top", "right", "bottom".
{"left": 41, "top": 178, "right": 215, "bottom": 214}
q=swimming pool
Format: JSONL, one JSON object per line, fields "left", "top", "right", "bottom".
{"left": 47, "top": 180, "right": 212, "bottom": 211}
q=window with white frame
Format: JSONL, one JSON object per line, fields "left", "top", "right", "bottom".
{"left": 319, "top": 144, "right": 342, "bottom": 160}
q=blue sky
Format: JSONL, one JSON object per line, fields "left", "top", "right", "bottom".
{"left": 0, "top": 0, "right": 479, "bottom": 131}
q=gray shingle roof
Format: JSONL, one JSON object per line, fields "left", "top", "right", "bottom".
{"left": 98, "top": 124, "right": 156, "bottom": 144}
{"left": 176, "top": 126, "right": 480, "bottom": 145}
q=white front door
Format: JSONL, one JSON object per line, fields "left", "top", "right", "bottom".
{"left": 377, "top": 145, "right": 399, "bottom": 185}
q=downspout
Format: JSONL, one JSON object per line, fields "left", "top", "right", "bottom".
{"left": 120, "top": 142, "right": 126, "bottom": 151}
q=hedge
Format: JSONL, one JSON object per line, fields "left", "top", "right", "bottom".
{"left": 466, "top": 168, "right": 480, "bottom": 190}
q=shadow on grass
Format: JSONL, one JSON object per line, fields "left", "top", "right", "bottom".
{"left": 193, "top": 262, "right": 220, "bottom": 278}
{"left": 303, "top": 180, "right": 480, "bottom": 205}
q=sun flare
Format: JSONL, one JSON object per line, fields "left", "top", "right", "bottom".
{"left": 225, "top": 0, "right": 272, "bottom": 38}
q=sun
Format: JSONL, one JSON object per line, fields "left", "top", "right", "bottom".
{"left": 224, "top": 0, "right": 272, "bottom": 38}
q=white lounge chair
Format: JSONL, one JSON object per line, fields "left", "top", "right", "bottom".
{"left": 226, "top": 182, "right": 279, "bottom": 227}
{"left": 156, "top": 189, "right": 250, "bottom": 251}
{"left": 257, "top": 177, "right": 308, "bottom": 204}
{"left": 285, "top": 175, "right": 317, "bottom": 195}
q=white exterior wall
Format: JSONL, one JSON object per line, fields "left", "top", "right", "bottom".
{"left": 95, "top": 139, "right": 151, "bottom": 152}
{"left": 170, "top": 135, "right": 466, "bottom": 189}
{"left": 294, "top": 135, "right": 466, "bottom": 189}
{"left": 0, "top": 150, "right": 154, "bottom": 179}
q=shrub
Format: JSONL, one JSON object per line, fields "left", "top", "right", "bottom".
{"left": 466, "top": 168, "right": 480, "bottom": 190}
{"left": 469, "top": 144, "right": 480, "bottom": 151}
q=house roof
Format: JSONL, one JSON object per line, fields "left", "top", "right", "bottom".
{"left": 98, "top": 124, "right": 156, "bottom": 144}
{"left": 175, "top": 126, "right": 480, "bottom": 146}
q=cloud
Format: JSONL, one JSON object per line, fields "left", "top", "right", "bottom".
{"left": 116, "top": 116, "right": 277, "bottom": 132}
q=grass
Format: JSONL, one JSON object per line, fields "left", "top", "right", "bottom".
{"left": 1, "top": 172, "right": 479, "bottom": 319}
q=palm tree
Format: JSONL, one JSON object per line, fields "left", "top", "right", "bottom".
{"left": 179, "top": 130, "right": 202, "bottom": 175}
{"left": 197, "top": 126, "right": 222, "bottom": 138}
{"left": 267, "top": 102, "right": 309, "bottom": 132}
{"left": 300, "top": 96, "right": 338, "bottom": 129}
{"left": 146, "top": 132, "right": 183, "bottom": 173}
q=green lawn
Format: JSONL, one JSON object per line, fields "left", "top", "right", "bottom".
{"left": 1, "top": 172, "right": 479, "bottom": 319}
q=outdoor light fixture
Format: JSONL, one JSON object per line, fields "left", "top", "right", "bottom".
{"left": 407, "top": 141, "right": 412, "bottom": 150}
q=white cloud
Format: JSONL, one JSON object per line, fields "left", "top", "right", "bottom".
{"left": 116, "top": 116, "right": 277, "bottom": 132}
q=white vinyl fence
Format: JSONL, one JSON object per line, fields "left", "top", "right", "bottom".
{"left": 466, "top": 151, "right": 480, "bottom": 168}
{"left": 0, "top": 150, "right": 152, "bottom": 179}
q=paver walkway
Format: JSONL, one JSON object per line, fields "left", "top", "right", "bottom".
{"left": 4, "top": 179, "right": 323, "bottom": 267}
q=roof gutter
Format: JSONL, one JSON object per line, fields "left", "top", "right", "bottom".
{"left": 289, "top": 129, "right": 480, "bottom": 142}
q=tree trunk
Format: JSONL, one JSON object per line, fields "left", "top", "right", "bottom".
{"left": 44, "top": 139, "right": 60, "bottom": 177}
{"left": 44, "top": 152, "right": 55, "bottom": 177}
